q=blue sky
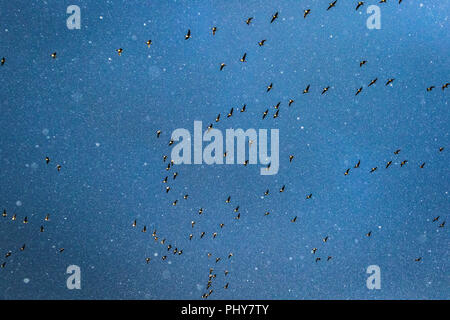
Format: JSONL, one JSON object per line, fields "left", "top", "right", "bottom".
{"left": 0, "top": 0, "right": 448, "bottom": 299}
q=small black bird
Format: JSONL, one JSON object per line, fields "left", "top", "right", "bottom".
{"left": 327, "top": 1, "right": 337, "bottom": 10}
{"left": 273, "top": 110, "right": 279, "bottom": 119}
{"left": 368, "top": 78, "right": 378, "bottom": 87}
{"left": 303, "top": 84, "right": 310, "bottom": 94}
{"left": 356, "top": 2, "right": 364, "bottom": 11}
{"left": 386, "top": 78, "right": 395, "bottom": 86}
{"left": 185, "top": 29, "right": 191, "bottom": 40}
{"left": 271, "top": 12, "right": 279, "bottom": 23}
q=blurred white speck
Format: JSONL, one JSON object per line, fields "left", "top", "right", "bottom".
{"left": 16, "top": 201, "right": 22, "bottom": 207}
{"left": 42, "top": 128, "right": 49, "bottom": 136}
{"left": 23, "top": 278, "right": 30, "bottom": 284}
{"left": 95, "top": 142, "right": 100, "bottom": 147}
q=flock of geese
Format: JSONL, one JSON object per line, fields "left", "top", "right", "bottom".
{"left": 1, "top": 1, "right": 447, "bottom": 299}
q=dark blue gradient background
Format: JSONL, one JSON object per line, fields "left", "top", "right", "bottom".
{"left": 0, "top": 0, "right": 448, "bottom": 299}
